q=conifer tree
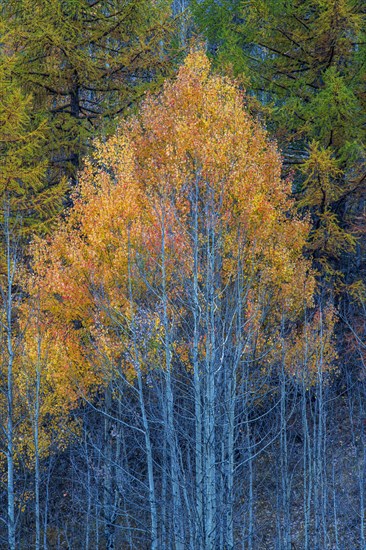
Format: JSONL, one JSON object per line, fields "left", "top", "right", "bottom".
{"left": 0, "top": 45, "right": 69, "bottom": 547}
{"left": 0, "top": 52, "right": 65, "bottom": 246}
{"left": 192, "top": 0, "right": 366, "bottom": 280}
{"left": 2, "top": 0, "right": 173, "bottom": 183}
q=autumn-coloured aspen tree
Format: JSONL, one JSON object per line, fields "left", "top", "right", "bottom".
{"left": 18, "top": 295, "right": 73, "bottom": 550}
{"left": 28, "top": 51, "right": 320, "bottom": 548}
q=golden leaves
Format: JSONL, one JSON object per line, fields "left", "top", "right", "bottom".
{"left": 25, "top": 51, "right": 318, "bottom": 414}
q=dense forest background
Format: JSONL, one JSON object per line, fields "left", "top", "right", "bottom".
{"left": 1, "top": 1, "right": 366, "bottom": 548}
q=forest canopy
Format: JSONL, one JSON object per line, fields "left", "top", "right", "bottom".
{"left": 0, "top": 2, "right": 365, "bottom": 549}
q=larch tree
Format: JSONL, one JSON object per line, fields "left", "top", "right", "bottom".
{"left": 0, "top": 51, "right": 65, "bottom": 243}
{"left": 1, "top": 0, "right": 174, "bottom": 184}
{"left": 192, "top": 0, "right": 366, "bottom": 282}
{"left": 0, "top": 46, "right": 65, "bottom": 549}
{"left": 27, "top": 52, "right": 332, "bottom": 548}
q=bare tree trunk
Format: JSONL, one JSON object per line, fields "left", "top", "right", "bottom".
{"left": 128, "top": 239, "right": 159, "bottom": 550}
{"left": 348, "top": 376, "right": 366, "bottom": 550}
{"left": 279, "top": 320, "right": 291, "bottom": 550}
{"left": 160, "top": 431, "right": 168, "bottom": 548}
{"left": 103, "top": 387, "right": 117, "bottom": 550}
{"left": 34, "top": 349, "right": 41, "bottom": 550}
{"left": 332, "top": 457, "right": 340, "bottom": 549}
{"left": 223, "top": 253, "right": 244, "bottom": 550}
{"left": 301, "top": 309, "right": 312, "bottom": 550}
{"left": 84, "top": 425, "right": 91, "bottom": 550}
{"left": 160, "top": 210, "right": 185, "bottom": 550}
{"left": 191, "top": 177, "right": 204, "bottom": 549}
{"left": 3, "top": 205, "right": 17, "bottom": 550}
{"left": 313, "top": 307, "right": 328, "bottom": 549}
{"left": 43, "top": 454, "right": 54, "bottom": 550}
{"left": 203, "top": 190, "right": 217, "bottom": 549}
{"left": 246, "top": 386, "right": 254, "bottom": 550}
{"left": 135, "top": 357, "right": 159, "bottom": 549}
{"left": 171, "top": 0, "right": 189, "bottom": 46}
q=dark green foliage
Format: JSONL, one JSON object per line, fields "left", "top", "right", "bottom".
{"left": 2, "top": 0, "right": 173, "bottom": 183}
{"left": 0, "top": 53, "right": 65, "bottom": 240}
{"left": 193, "top": 0, "right": 366, "bottom": 279}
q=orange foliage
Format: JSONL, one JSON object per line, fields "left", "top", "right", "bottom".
{"left": 27, "top": 51, "right": 321, "bottom": 403}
